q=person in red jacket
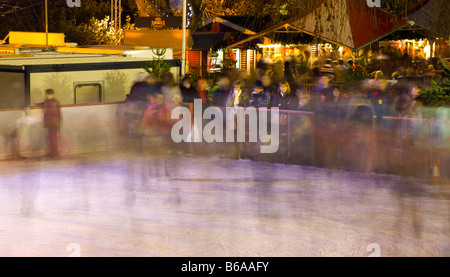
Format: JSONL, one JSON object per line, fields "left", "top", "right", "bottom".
{"left": 196, "top": 77, "right": 210, "bottom": 106}
{"left": 142, "top": 92, "right": 173, "bottom": 179}
{"left": 142, "top": 92, "right": 172, "bottom": 154}
{"left": 35, "top": 89, "right": 62, "bottom": 159}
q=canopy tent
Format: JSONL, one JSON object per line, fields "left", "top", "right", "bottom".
{"left": 404, "top": 0, "right": 450, "bottom": 38}
{"left": 191, "top": 16, "right": 269, "bottom": 51}
{"left": 228, "top": 0, "right": 411, "bottom": 51}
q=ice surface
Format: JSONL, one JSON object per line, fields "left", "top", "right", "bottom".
{"left": 0, "top": 152, "right": 449, "bottom": 257}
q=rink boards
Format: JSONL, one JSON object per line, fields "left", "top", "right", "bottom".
{"left": 0, "top": 103, "right": 120, "bottom": 158}
{"left": 0, "top": 103, "right": 449, "bottom": 180}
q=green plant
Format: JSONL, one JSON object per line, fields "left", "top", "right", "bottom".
{"left": 420, "top": 78, "right": 450, "bottom": 107}
{"left": 439, "top": 56, "right": 450, "bottom": 77}
{"left": 222, "top": 49, "right": 237, "bottom": 72}
{"left": 343, "top": 63, "right": 374, "bottom": 87}
{"left": 187, "top": 62, "right": 201, "bottom": 81}
{"left": 143, "top": 47, "right": 172, "bottom": 79}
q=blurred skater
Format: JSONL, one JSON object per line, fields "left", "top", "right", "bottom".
{"left": 2, "top": 108, "right": 27, "bottom": 160}
{"left": 121, "top": 74, "right": 158, "bottom": 153}
{"left": 142, "top": 92, "right": 172, "bottom": 179}
{"left": 33, "top": 89, "right": 62, "bottom": 159}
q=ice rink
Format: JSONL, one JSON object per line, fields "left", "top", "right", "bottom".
{"left": 1, "top": 151, "right": 449, "bottom": 257}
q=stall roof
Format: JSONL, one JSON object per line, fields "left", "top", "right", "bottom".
{"left": 191, "top": 32, "right": 227, "bottom": 50}
{"left": 192, "top": 16, "right": 273, "bottom": 50}
{"left": 228, "top": 0, "right": 411, "bottom": 51}
{"left": 200, "top": 16, "right": 277, "bottom": 34}
{"left": 405, "top": 0, "right": 450, "bottom": 38}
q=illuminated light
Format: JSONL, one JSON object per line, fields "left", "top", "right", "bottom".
{"left": 424, "top": 44, "right": 431, "bottom": 59}
{"left": 257, "top": 44, "right": 282, "bottom": 48}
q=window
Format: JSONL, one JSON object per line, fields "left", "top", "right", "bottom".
{"left": 74, "top": 83, "right": 102, "bottom": 104}
{"left": 0, "top": 72, "right": 25, "bottom": 109}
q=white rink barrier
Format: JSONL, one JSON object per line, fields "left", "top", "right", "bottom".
{"left": 0, "top": 103, "right": 121, "bottom": 159}
{"left": 0, "top": 103, "right": 449, "bottom": 180}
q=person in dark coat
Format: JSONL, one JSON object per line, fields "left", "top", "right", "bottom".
{"left": 123, "top": 74, "right": 160, "bottom": 153}
{"left": 311, "top": 75, "right": 333, "bottom": 110}
{"left": 311, "top": 60, "right": 321, "bottom": 82}
{"left": 260, "top": 74, "right": 278, "bottom": 101}
{"left": 250, "top": 80, "right": 271, "bottom": 108}
{"left": 128, "top": 73, "right": 159, "bottom": 102}
{"left": 211, "top": 75, "right": 232, "bottom": 107}
{"left": 180, "top": 76, "right": 199, "bottom": 103}
{"left": 320, "top": 86, "right": 347, "bottom": 120}
{"left": 295, "top": 89, "right": 315, "bottom": 112}
{"left": 271, "top": 80, "right": 296, "bottom": 110}
{"left": 284, "top": 61, "right": 296, "bottom": 88}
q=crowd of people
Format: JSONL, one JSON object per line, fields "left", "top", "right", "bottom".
{"left": 3, "top": 48, "right": 446, "bottom": 178}
{"left": 112, "top": 46, "right": 450, "bottom": 175}
{"left": 119, "top": 45, "right": 450, "bottom": 141}
{"left": 121, "top": 58, "right": 436, "bottom": 128}
{"left": 2, "top": 43, "right": 446, "bottom": 176}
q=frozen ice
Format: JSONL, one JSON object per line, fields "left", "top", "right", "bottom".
{"left": 0, "top": 151, "right": 449, "bottom": 257}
